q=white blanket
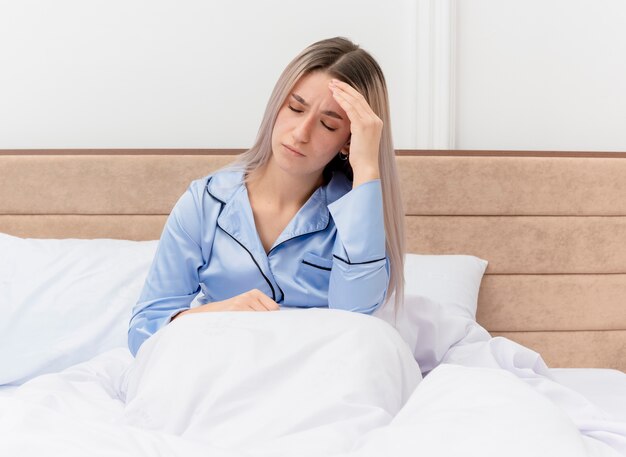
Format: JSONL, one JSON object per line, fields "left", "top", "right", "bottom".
{"left": 1, "top": 308, "right": 624, "bottom": 457}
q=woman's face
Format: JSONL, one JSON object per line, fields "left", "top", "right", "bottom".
{"left": 270, "top": 71, "right": 351, "bottom": 181}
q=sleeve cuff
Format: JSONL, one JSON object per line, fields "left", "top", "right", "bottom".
{"left": 327, "top": 179, "right": 386, "bottom": 263}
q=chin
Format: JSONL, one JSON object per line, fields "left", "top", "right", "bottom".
{"left": 272, "top": 154, "right": 321, "bottom": 181}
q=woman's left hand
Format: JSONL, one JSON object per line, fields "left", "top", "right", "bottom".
{"left": 329, "top": 78, "right": 382, "bottom": 188}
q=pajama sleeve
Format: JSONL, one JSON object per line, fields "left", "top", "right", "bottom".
{"left": 326, "top": 179, "right": 389, "bottom": 314}
{"left": 127, "top": 182, "right": 206, "bottom": 357}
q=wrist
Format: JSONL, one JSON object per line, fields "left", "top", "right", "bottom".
{"left": 352, "top": 166, "right": 380, "bottom": 188}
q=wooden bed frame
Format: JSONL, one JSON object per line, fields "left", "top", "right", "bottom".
{"left": 1, "top": 149, "right": 624, "bottom": 372}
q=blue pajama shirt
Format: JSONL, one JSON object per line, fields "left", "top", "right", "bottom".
{"left": 128, "top": 169, "right": 389, "bottom": 356}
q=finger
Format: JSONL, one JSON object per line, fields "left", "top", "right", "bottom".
{"left": 329, "top": 80, "right": 373, "bottom": 120}
{"left": 330, "top": 79, "right": 366, "bottom": 101}
{"left": 249, "top": 289, "right": 279, "bottom": 311}
{"left": 259, "top": 295, "right": 280, "bottom": 311}
{"left": 330, "top": 87, "right": 364, "bottom": 123}
{"left": 330, "top": 85, "right": 381, "bottom": 127}
{"left": 247, "top": 299, "right": 267, "bottom": 312}
{"left": 253, "top": 292, "right": 279, "bottom": 311}
{"left": 331, "top": 88, "right": 383, "bottom": 134}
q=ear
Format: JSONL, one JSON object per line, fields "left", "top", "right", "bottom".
{"left": 339, "top": 137, "right": 351, "bottom": 155}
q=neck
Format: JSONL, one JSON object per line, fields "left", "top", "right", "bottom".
{"left": 246, "top": 159, "right": 323, "bottom": 210}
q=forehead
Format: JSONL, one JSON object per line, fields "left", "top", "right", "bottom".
{"left": 291, "top": 72, "right": 335, "bottom": 103}
{"left": 287, "top": 71, "right": 348, "bottom": 122}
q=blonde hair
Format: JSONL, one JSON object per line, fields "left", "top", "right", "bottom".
{"left": 228, "top": 36, "right": 405, "bottom": 311}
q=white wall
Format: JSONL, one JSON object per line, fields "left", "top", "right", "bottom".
{"left": 456, "top": 0, "right": 626, "bottom": 152}
{"left": 0, "top": 0, "right": 418, "bottom": 149}
{"left": 2, "top": 1, "right": 625, "bottom": 152}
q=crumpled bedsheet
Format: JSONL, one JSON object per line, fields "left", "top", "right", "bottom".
{"left": 0, "top": 307, "right": 624, "bottom": 457}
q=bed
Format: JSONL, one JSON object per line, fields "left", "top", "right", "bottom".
{"left": 0, "top": 149, "right": 625, "bottom": 456}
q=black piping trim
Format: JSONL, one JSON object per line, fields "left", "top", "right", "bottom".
{"left": 267, "top": 216, "right": 331, "bottom": 256}
{"left": 302, "top": 260, "right": 332, "bottom": 271}
{"left": 217, "top": 221, "right": 276, "bottom": 302}
{"left": 205, "top": 178, "right": 226, "bottom": 204}
{"left": 333, "top": 254, "right": 386, "bottom": 266}
{"left": 276, "top": 282, "right": 285, "bottom": 303}
{"left": 208, "top": 178, "right": 276, "bottom": 301}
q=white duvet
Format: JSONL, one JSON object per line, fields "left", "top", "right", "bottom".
{"left": 1, "top": 308, "right": 624, "bottom": 457}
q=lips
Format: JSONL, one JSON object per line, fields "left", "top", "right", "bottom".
{"left": 283, "top": 144, "right": 304, "bottom": 157}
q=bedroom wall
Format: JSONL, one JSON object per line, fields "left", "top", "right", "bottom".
{"left": 0, "top": 0, "right": 625, "bottom": 152}
{"left": 0, "top": 0, "right": 418, "bottom": 149}
{"left": 455, "top": 0, "right": 626, "bottom": 152}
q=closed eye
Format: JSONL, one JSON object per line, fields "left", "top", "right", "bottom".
{"left": 288, "top": 105, "right": 337, "bottom": 132}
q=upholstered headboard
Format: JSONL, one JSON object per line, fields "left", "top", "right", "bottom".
{"left": 1, "top": 150, "right": 624, "bottom": 371}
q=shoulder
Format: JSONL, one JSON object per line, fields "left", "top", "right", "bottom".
{"left": 202, "top": 168, "right": 245, "bottom": 204}
{"left": 170, "top": 168, "right": 243, "bottom": 218}
{"left": 168, "top": 169, "right": 244, "bottom": 236}
{"left": 179, "top": 168, "right": 244, "bottom": 204}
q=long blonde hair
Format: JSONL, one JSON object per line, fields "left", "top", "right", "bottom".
{"left": 228, "top": 36, "right": 405, "bottom": 310}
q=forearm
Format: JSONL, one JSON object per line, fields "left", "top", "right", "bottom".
{"left": 328, "top": 256, "right": 388, "bottom": 313}
{"left": 128, "top": 301, "right": 190, "bottom": 356}
{"left": 326, "top": 178, "right": 388, "bottom": 313}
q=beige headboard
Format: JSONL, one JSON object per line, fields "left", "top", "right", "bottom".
{"left": 1, "top": 150, "right": 625, "bottom": 372}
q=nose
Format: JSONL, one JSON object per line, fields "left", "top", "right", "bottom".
{"left": 292, "top": 113, "right": 315, "bottom": 144}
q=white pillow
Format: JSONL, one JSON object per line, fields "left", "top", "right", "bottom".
{"left": 0, "top": 232, "right": 158, "bottom": 385}
{"left": 404, "top": 253, "right": 488, "bottom": 319}
{"left": 374, "top": 254, "right": 489, "bottom": 374}
{"left": 0, "top": 230, "right": 488, "bottom": 385}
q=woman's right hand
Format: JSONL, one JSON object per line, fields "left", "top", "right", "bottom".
{"left": 171, "top": 289, "right": 280, "bottom": 321}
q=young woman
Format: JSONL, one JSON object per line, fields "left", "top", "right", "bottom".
{"left": 128, "top": 37, "right": 405, "bottom": 357}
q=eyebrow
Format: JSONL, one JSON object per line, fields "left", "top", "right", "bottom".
{"left": 291, "top": 93, "right": 344, "bottom": 120}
